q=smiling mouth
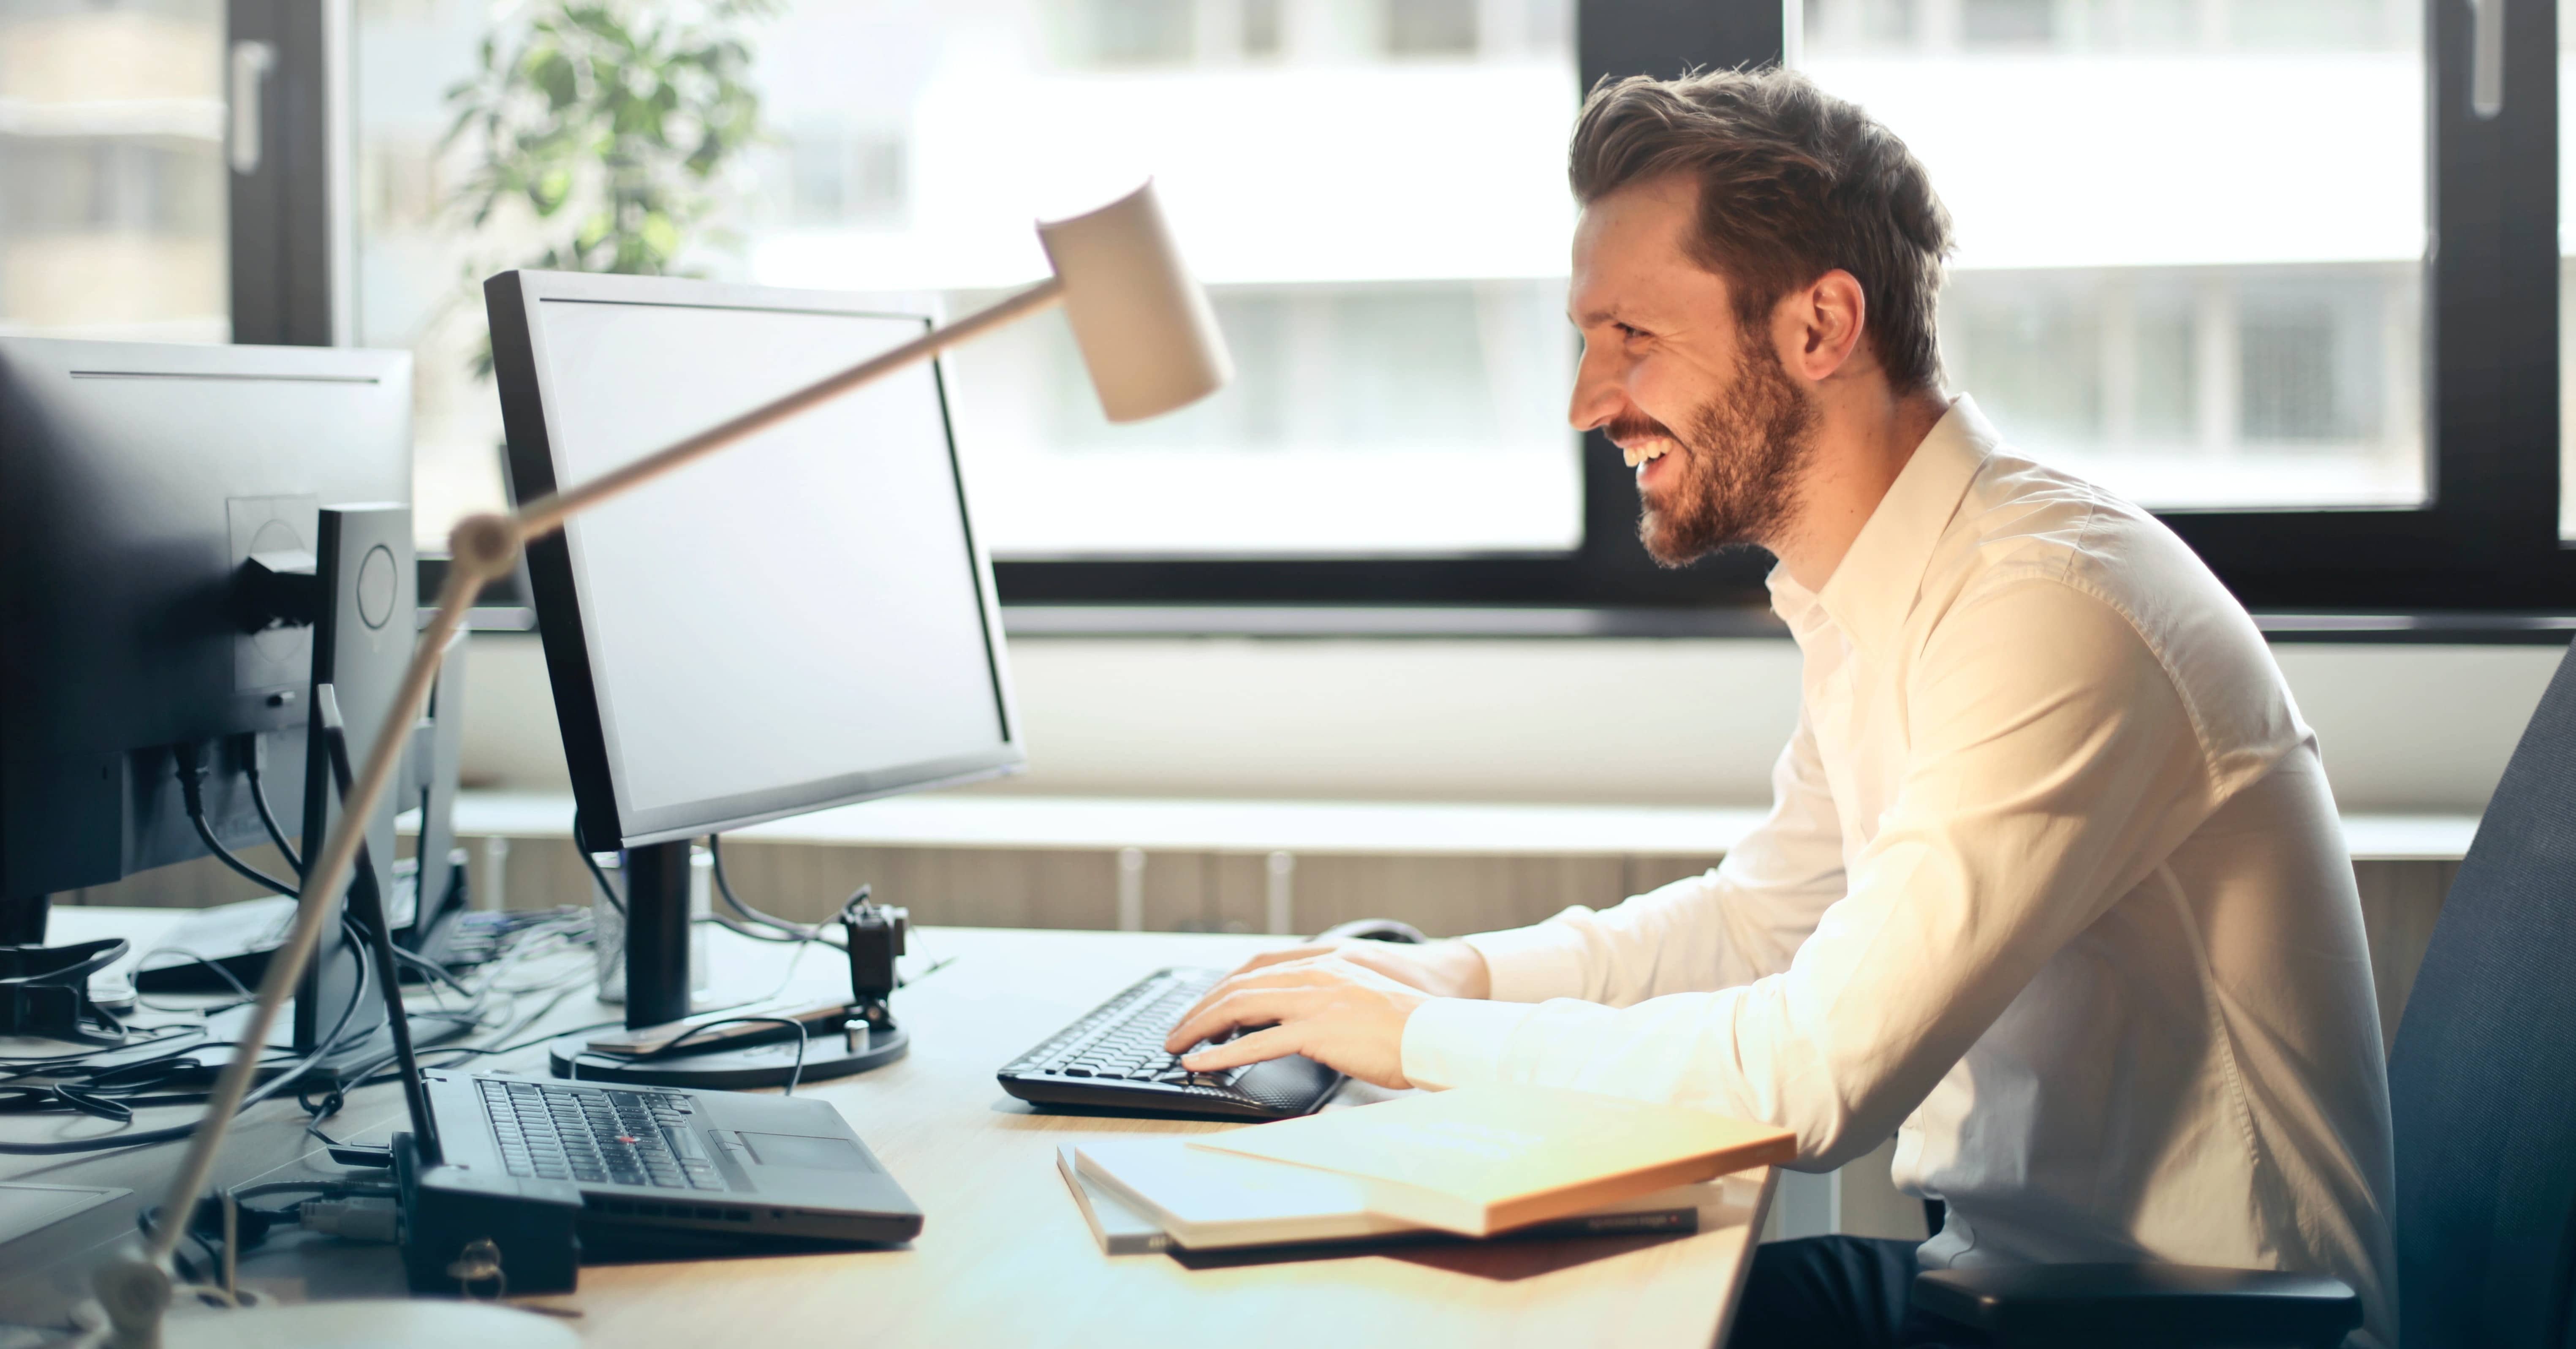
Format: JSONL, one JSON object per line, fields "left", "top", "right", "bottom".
{"left": 1620, "top": 440, "right": 1673, "bottom": 468}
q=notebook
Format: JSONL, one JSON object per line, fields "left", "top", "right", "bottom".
{"left": 1187, "top": 1083, "right": 1797, "bottom": 1236}
{"left": 1068, "top": 1136, "right": 1707, "bottom": 1251}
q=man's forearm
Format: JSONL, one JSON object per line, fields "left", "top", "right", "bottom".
{"left": 1423, "top": 938, "right": 1491, "bottom": 1001}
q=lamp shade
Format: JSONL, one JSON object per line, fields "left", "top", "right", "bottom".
{"left": 1036, "top": 180, "right": 1233, "bottom": 423}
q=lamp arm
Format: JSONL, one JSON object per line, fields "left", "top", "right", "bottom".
{"left": 517, "top": 276, "right": 1065, "bottom": 534}
{"left": 114, "top": 273, "right": 1073, "bottom": 1325}
{"left": 137, "top": 566, "right": 481, "bottom": 1274}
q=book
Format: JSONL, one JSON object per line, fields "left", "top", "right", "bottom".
{"left": 1069, "top": 1136, "right": 1706, "bottom": 1251}
{"left": 1187, "top": 1083, "right": 1797, "bottom": 1237}
{"left": 1056, "top": 1145, "right": 1172, "bottom": 1254}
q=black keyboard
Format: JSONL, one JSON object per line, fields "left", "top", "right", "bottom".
{"left": 476, "top": 1077, "right": 726, "bottom": 1191}
{"left": 996, "top": 967, "right": 1343, "bottom": 1121}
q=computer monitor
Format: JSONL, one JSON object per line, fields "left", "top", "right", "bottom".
{"left": 485, "top": 270, "right": 1024, "bottom": 1044}
{"left": 0, "top": 335, "right": 415, "bottom": 1056}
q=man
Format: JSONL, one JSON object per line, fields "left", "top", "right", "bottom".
{"left": 1164, "top": 68, "right": 2396, "bottom": 1349}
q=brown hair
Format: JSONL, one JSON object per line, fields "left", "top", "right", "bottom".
{"left": 1569, "top": 67, "right": 1953, "bottom": 392}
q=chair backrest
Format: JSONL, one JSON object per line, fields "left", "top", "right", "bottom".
{"left": 2389, "top": 642, "right": 2576, "bottom": 1349}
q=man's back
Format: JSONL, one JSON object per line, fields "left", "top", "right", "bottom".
{"left": 1872, "top": 406, "right": 2397, "bottom": 1344}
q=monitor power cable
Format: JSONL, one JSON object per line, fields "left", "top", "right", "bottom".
{"left": 239, "top": 733, "right": 304, "bottom": 878}
{"left": 173, "top": 742, "right": 300, "bottom": 899}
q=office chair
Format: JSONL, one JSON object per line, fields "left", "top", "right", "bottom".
{"left": 1909, "top": 640, "right": 2576, "bottom": 1348}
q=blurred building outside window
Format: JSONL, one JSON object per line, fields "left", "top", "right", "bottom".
{"left": 356, "top": 0, "right": 1582, "bottom": 557}
{"left": 1800, "top": 0, "right": 2426, "bottom": 511}
{"left": 0, "top": 0, "right": 228, "bottom": 343}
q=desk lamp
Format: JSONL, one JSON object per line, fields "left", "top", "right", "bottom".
{"left": 90, "top": 180, "right": 1229, "bottom": 1349}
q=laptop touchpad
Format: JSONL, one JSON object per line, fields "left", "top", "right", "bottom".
{"left": 738, "top": 1132, "right": 876, "bottom": 1172}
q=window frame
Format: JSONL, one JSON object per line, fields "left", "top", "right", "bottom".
{"left": 228, "top": 0, "right": 345, "bottom": 348}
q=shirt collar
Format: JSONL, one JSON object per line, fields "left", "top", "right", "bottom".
{"left": 1766, "top": 395, "right": 2000, "bottom": 660}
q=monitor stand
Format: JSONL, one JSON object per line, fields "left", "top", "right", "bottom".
{"left": 0, "top": 894, "right": 46, "bottom": 946}
{"left": 543, "top": 839, "right": 906, "bottom": 1089}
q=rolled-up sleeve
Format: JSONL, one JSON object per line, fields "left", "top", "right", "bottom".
{"left": 1403, "top": 579, "right": 2222, "bottom": 1169}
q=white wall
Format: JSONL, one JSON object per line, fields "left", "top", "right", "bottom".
{"left": 458, "top": 631, "right": 2564, "bottom": 814}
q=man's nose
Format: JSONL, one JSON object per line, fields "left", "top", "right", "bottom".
{"left": 1568, "top": 342, "right": 1624, "bottom": 433}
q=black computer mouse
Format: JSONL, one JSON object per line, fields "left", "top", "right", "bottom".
{"left": 1312, "top": 918, "right": 1429, "bottom": 944}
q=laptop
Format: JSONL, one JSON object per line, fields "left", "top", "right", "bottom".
{"left": 316, "top": 701, "right": 922, "bottom": 1287}
{"left": 416, "top": 1067, "right": 923, "bottom": 1246}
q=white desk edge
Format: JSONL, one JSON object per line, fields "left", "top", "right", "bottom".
{"left": 442, "top": 790, "right": 2480, "bottom": 864}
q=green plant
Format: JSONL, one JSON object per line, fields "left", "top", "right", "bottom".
{"left": 443, "top": 0, "right": 777, "bottom": 285}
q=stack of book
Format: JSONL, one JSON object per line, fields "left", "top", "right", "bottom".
{"left": 1057, "top": 1084, "right": 1796, "bottom": 1257}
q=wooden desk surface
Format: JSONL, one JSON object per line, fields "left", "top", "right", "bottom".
{"left": 3, "top": 913, "right": 1774, "bottom": 1348}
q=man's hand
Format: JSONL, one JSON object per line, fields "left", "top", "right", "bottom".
{"left": 1212, "top": 938, "right": 1492, "bottom": 1001}
{"left": 1160, "top": 940, "right": 1491, "bottom": 1090}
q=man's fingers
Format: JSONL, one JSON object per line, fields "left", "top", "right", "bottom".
{"left": 1234, "top": 944, "right": 1336, "bottom": 975}
{"left": 1169, "top": 960, "right": 1334, "bottom": 1041}
{"left": 1179, "top": 1024, "right": 1301, "bottom": 1072}
{"left": 1165, "top": 987, "right": 1305, "bottom": 1053}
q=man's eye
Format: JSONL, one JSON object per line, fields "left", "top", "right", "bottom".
{"left": 1617, "top": 323, "right": 1646, "bottom": 340}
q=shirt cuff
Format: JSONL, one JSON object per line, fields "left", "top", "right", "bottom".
{"left": 1462, "top": 913, "right": 1593, "bottom": 1004}
{"left": 1400, "top": 996, "right": 1538, "bottom": 1091}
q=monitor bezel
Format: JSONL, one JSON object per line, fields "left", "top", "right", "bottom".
{"left": 485, "top": 269, "right": 1026, "bottom": 853}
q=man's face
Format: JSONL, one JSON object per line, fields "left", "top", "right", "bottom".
{"left": 1567, "top": 175, "right": 1817, "bottom": 567}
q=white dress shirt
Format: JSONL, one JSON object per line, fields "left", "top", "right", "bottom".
{"left": 1401, "top": 397, "right": 2397, "bottom": 1346}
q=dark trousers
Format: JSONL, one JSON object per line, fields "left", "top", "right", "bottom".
{"left": 1726, "top": 1237, "right": 1994, "bottom": 1349}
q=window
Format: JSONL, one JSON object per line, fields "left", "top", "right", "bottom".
{"left": 314, "top": 0, "right": 2576, "bottom": 616}
{"left": 1077, "top": 0, "right": 1196, "bottom": 66}
{"left": 1799, "top": 0, "right": 2427, "bottom": 512}
{"left": 355, "top": 0, "right": 1582, "bottom": 560}
{"left": 1386, "top": 0, "right": 1479, "bottom": 57}
{"left": 0, "top": 0, "right": 228, "bottom": 341}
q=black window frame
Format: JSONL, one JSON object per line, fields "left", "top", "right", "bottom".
{"left": 228, "top": 0, "right": 341, "bottom": 348}
{"left": 995, "top": 0, "right": 2568, "bottom": 623}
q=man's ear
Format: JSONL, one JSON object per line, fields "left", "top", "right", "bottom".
{"left": 1783, "top": 269, "right": 1869, "bottom": 383}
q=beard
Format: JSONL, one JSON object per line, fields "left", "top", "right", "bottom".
{"left": 1619, "top": 343, "right": 1818, "bottom": 568}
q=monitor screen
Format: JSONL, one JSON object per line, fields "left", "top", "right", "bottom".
{"left": 489, "top": 273, "right": 1022, "bottom": 848}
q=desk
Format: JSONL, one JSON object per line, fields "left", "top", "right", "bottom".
{"left": 448, "top": 789, "right": 2480, "bottom": 864}
{"left": 1, "top": 909, "right": 1776, "bottom": 1349}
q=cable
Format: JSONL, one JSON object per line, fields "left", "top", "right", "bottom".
{"left": 711, "top": 839, "right": 840, "bottom": 942}
{"left": 174, "top": 742, "right": 299, "bottom": 898}
{"left": 133, "top": 944, "right": 258, "bottom": 1013}
{"left": 0, "top": 934, "right": 375, "bottom": 1155}
{"left": 563, "top": 1014, "right": 811, "bottom": 1096}
{"left": 0, "top": 1025, "right": 201, "bottom": 1068}
{"left": 242, "top": 736, "right": 304, "bottom": 877}
{"left": 137, "top": 1180, "right": 398, "bottom": 1273}
{"left": 653, "top": 1015, "right": 810, "bottom": 1095}
{"left": 571, "top": 813, "right": 625, "bottom": 916}
{"left": 388, "top": 943, "right": 473, "bottom": 998}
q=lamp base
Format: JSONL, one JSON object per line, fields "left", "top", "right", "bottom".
{"left": 544, "top": 1023, "right": 906, "bottom": 1090}
{"left": 156, "top": 1298, "right": 579, "bottom": 1349}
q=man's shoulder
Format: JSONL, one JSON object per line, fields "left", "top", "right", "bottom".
{"left": 1932, "top": 450, "right": 2234, "bottom": 629}
{"left": 1918, "top": 448, "right": 2304, "bottom": 779}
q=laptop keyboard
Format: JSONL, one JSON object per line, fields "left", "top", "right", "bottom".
{"left": 478, "top": 1078, "right": 725, "bottom": 1191}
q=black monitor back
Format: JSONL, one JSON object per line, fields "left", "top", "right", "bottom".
{"left": 0, "top": 336, "right": 412, "bottom": 933}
